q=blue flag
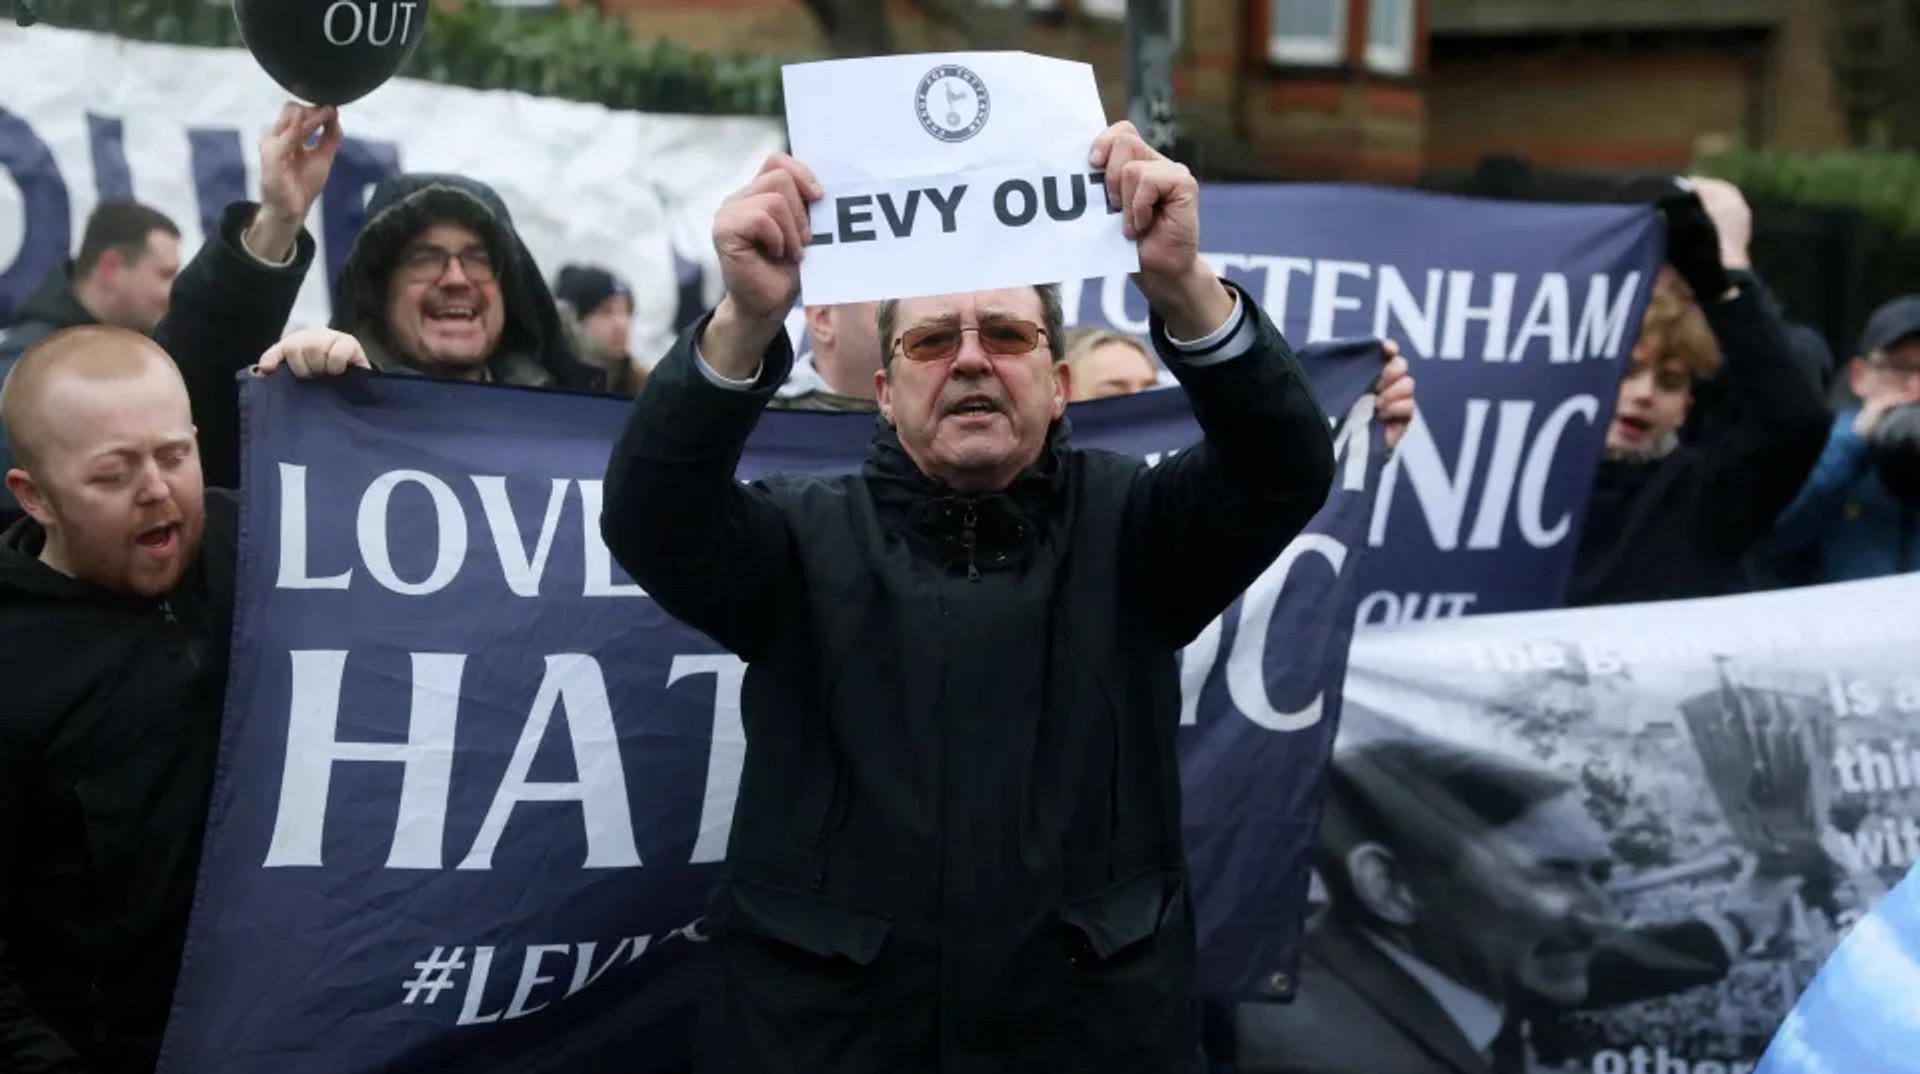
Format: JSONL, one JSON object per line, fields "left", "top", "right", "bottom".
{"left": 1756, "top": 862, "right": 1920, "bottom": 1074}
{"left": 1073, "top": 185, "right": 1664, "bottom": 618}
{"left": 159, "top": 341, "right": 1384, "bottom": 1073}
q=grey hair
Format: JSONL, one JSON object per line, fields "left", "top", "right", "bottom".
{"left": 877, "top": 284, "right": 1066, "bottom": 371}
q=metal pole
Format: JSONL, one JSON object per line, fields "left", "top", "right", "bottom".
{"left": 1125, "top": 0, "right": 1177, "bottom": 155}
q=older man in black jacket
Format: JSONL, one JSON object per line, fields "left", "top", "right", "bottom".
{"left": 601, "top": 122, "right": 1368, "bottom": 1073}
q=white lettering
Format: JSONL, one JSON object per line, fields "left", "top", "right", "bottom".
{"left": 276, "top": 463, "right": 353, "bottom": 589}
{"left": 472, "top": 476, "right": 569, "bottom": 597}
{"left": 669, "top": 654, "right": 750, "bottom": 864}
{"left": 264, "top": 651, "right": 461, "bottom": 868}
{"left": 1510, "top": 272, "right": 1571, "bottom": 362}
{"left": 457, "top": 946, "right": 503, "bottom": 1025}
{"left": 1308, "top": 260, "right": 1369, "bottom": 342}
{"left": 1374, "top": 401, "right": 1489, "bottom": 551}
{"left": 322, "top": 0, "right": 363, "bottom": 45}
{"left": 459, "top": 655, "right": 642, "bottom": 870}
{"left": 358, "top": 470, "right": 468, "bottom": 595}
{"left": 1225, "top": 535, "right": 1348, "bottom": 731}
{"left": 1372, "top": 266, "right": 1442, "bottom": 357}
{"left": 576, "top": 480, "right": 647, "bottom": 597}
{"left": 1178, "top": 617, "right": 1223, "bottom": 726}
{"left": 1575, "top": 271, "right": 1642, "bottom": 359}
{"left": 1517, "top": 394, "right": 1598, "bottom": 547}
{"left": 504, "top": 944, "right": 570, "bottom": 1020}
{"left": 1465, "top": 401, "right": 1533, "bottom": 550}
{"left": 1441, "top": 271, "right": 1517, "bottom": 361}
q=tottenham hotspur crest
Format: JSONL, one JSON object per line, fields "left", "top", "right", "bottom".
{"left": 916, "top": 64, "right": 990, "bottom": 143}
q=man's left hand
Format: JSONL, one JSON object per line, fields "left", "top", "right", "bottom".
{"left": 1376, "top": 341, "right": 1415, "bottom": 451}
{"left": 1091, "top": 121, "right": 1233, "bottom": 340}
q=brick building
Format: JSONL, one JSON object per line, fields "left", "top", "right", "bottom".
{"left": 602, "top": 0, "right": 1435, "bottom": 183}
{"left": 597, "top": 0, "right": 1875, "bottom": 183}
{"left": 1425, "top": 0, "right": 1852, "bottom": 177}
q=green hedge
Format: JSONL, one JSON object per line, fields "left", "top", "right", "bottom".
{"left": 38, "top": 0, "right": 792, "bottom": 115}
{"left": 1695, "top": 145, "right": 1920, "bottom": 238}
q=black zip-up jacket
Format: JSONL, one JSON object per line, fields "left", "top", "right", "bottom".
{"left": 1569, "top": 281, "right": 1830, "bottom": 606}
{"left": 601, "top": 280, "right": 1334, "bottom": 1074}
{"left": 0, "top": 492, "right": 238, "bottom": 1073}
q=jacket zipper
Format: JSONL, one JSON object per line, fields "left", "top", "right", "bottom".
{"left": 960, "top": 506, "right": 980, "bottom": 583}
{"left": 159, "top": 599, "right": 178, "bottom": 624}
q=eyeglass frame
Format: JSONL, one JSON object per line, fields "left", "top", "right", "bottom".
{"left": 396, "top": 242, "right": 500, "bottom": 285}
{"left": 888, "top": 317, "right": 1052, "bottom": 364}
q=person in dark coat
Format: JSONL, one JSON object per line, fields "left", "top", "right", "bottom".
{"left": 0, "top": 202, "right": 182, "bottom": 523}
{"left": 1229, "top": 739, "right": 1795, "bottom": 1074}
{"left": 1761, "top": 295, "right": 1920, "bottom": 582}
{"left": 0, "top": 202, "right": 181, "bottom": 365}
{"left": 555, "top": 263, "right": 648, "bottom": 395}
{"left": 163, "top": 102, "right": 599, "bottom": 489}
{"left": 1569, "top": 179, "right": 1829, "bottom": 606}
{"left": 0, "top": 327, "right": 238, "bottom": 1074}
{"left": 599, "top": 122, "right": 1404, "bottom": 1073}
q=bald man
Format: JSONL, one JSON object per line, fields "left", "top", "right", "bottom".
{"left": 0, "top": 326, "right": 236, "bottom": 1073}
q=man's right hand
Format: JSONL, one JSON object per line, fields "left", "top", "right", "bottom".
{"left": 1854, "top": 385, "right": 1920, "bottom": 439}
{"left": 700, "top": 153, "right": 824, "bottom": 380}
{"left": 242, "top": 102, "right": 343, "bottom": 265}
{"left": 257, "top": 328, "right": 372, "bottom": 379}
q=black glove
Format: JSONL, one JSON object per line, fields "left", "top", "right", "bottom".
{"left": 1659, "top": 189, "right": 1734, "bottom": 303}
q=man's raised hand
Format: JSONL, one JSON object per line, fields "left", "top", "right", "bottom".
{"left": 1089, "top": 121, "right": 1231, "bottom": 341}
{"left": 243, "top": 102, "right": 343, "bottom": 264}
{"left": 702, "top": 153, "right": 825, "bottom": 379}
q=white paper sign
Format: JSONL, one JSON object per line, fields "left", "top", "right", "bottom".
{"left": 781, "top": 52, "right": 1139, "bottom": 305}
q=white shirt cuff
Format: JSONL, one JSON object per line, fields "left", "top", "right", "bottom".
{"left": 1164, "top": 290, "right": 1255, "bottom": 368}
{"left": 692, "top": 338, "right": 763, "bottom": 390}
{"left": 243, "top": 235, "right": 298, "bottom": 269}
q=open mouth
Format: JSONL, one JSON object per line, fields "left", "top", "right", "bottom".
{"left": 135, "top": 522, "right": 179, "bottom": 555}
{"left": 425, "top": 304, "right": 481, "bottom": 328}
{"left": 947, "top": 395, "right": 1001, "bottom": 418}
{"left": 1614, "top": 415, "right": 1652, "bottom": 436}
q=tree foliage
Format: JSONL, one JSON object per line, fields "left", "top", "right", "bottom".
{"left": 32, "top": 0, "right": 791, "bottom": 115}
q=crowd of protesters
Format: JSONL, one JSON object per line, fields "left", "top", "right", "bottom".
{"left": 0, "top": 93, "right": 1914, "bottom": 1074}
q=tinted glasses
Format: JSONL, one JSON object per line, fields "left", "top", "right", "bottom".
{"left": 894, "top": 318, "right": 1048, "bottom": 363}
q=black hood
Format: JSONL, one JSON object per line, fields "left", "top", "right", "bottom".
{"left": 0, "top": 513, "right": 105, "bottom": 605}
{"left": 329, "top": 174, "right": 600, "bottom": 391}
{"left": 2, "top": 260, "right": 94, "bottom": 335}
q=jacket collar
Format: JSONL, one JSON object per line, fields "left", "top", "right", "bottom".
{"left": 1307, "top": 917, "right": 1496, "bottom": 1074}
{"left": 861, "top": 417, "right": 1071, "bottom": 576}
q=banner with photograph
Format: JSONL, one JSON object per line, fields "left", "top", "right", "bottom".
{"left": 1219, "top": 573, "right": 1920, "bottom": 1074}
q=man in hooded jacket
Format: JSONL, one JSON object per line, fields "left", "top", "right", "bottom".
{"left": 161, "top": 103, "right": 598, "bottom": 489}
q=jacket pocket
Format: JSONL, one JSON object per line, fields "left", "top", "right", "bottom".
{"left": 702, "top": 882, "right": 920, "bottom": 1073}
{"left": 1061, "top": 866, "right": 1182, "bottom": 965}
{"left": 711, "top": 880, "right": 892, "bottom": 965}
{"left": 1058, "top": 867, "right": 1197, "bottom": 1070}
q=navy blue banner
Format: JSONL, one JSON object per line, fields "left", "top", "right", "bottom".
{"left": 1070, "top": 185, "right": 1664, "bottom": 620}
{"left": 160, "top": 344, "right": 1386, "bottom": 1073}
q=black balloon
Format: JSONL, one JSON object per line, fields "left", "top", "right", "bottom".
{"left": 233, "top": 0, "right": 425, "bottom": 106}
{"left": 1871, "top": 403, "right": 1920, "bottom": 505}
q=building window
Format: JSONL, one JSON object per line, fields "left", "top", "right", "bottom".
{"left": 1081, "top": 0, "right": 1126, "bottom": 16}
{"left": 1365, "top": 0, "right": 1414, "bottom": 74}
{"left": 1268, "top": 0, "right": 1346, "bottom": 66}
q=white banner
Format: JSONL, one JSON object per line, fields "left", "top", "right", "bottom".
{"left": 0, "top": 25, "right": 784, "bottom": 364}
{"left": 1225, "top": 573, "right": 1920, "bottom": 1074}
